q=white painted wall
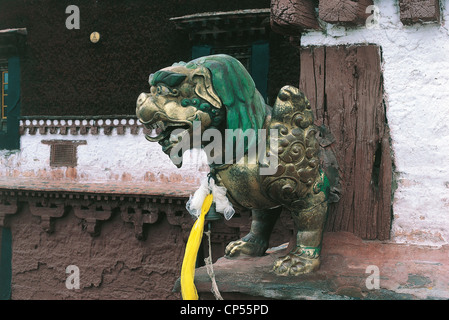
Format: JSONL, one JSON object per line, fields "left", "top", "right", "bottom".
{"left": 0, "top": 125, "right": 209, "bottom": 185}
{"left": 301, "top": 0, "right": 449, "bottom": 246}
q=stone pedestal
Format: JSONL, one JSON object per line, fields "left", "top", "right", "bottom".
{"left": 174, "top": 232, "right": 449, "bottom": 300}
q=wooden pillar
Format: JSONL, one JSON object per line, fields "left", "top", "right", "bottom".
{"left": 299, "top": 45, "right": 393, "bottom": 240}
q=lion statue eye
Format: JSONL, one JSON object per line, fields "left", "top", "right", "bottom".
{"left": 156, "top": 85, "right": 171, "bottom": 96}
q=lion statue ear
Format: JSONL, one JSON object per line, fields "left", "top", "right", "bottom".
{"left": 191, "top": 66, "right": 222, "bottom": 109}
{"left": 186, "top": 54, "right": 267, "bottom": 162}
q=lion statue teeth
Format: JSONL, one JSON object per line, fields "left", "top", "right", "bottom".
{"left": 136, "top": 54, "right": 329, "bottom": 276}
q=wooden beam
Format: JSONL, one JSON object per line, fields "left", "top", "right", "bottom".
{"left": 299, "top": 45, "right": 392, "bottom": 240}
{"left": 399, "top": 0, "right": 440, "bottom": 24}
{"left": 319, "top": 0, "right": 374, "bottom": 25}
{"left": 270, "top": 0, "right": 320, "bottom": 35}
{"left": 184, "top": 232, "right": 449, "bottom": 300}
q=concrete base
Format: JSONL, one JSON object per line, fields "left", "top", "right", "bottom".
{"left": 174, "top": 232, "right": 449, "bottom": 300}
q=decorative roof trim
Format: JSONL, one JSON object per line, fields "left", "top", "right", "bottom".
{"left": 0, "top": 28, "right": 27, "bottom": 57}
{"left": 170, "top": 8, "right": 270, "bottom": 22}
{"left": 19, "top": 115, "right": 150, "bottom": 136}
{"left": 0, "top": 188, "right": 189, "bottom": 238}
{"left": 170, "top": 9, "right": 270, "bottom": 43}
{"left": 0, "top": 184, "right": 256, "bottom": 241}
{"left": 0, "top": 28, "right": 27, "bottom": 35}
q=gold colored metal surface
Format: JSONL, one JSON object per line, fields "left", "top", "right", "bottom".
{"left": 90, "top": 32, "right": 100, "bottom": 43}
{"left": 136, "top": 54, "right": 329, "bottom": 276}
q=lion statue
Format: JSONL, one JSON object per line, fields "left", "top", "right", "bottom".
{"left": 136, "top": 54, "right": 329, "bottom": 276}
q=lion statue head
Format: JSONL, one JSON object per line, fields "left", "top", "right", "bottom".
{"left": 136, "top": 54, "right": 268, "bottom": 167}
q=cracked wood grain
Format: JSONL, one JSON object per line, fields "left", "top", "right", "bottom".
{"left": 399, "top": 0, "right": 441, "bottom": 24}
{"left": 299, "top": 45, "right": 393, "bottom": 240}
{"left": 319, "top": 0, "right": 374, "bottom": 25}
{"left": 271, "top": 0, "right": 320, "bottom": 34}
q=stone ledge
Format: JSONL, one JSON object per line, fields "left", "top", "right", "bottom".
{"left": 174, "top": 232, "right": 449, "bottom": 300}
{"left": 0, "top": 176, "right": 196, "bottom": 238}
{"left": 0, "top": 176, "right": 196, "bottom": 198}
{"left": 0, "top": 177, "right": 268, "bottom": 249}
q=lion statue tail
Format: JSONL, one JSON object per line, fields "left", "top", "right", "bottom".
{"left": 261, "top": 86, "right": 323, "bottom": 205}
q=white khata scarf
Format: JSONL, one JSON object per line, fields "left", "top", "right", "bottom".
{"left": 186, "top": 176, "right": 235, "bottom": 221}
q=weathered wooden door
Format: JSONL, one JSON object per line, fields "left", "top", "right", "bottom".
{"left": 299, "top": 45, "right": 392, "bottom": 240}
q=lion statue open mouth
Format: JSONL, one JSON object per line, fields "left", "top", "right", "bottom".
{"left": 136, "top": 54, "right": 329, "bottom": 276}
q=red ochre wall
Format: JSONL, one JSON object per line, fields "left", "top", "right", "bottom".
{"left": 7, "top": 203, "right": 292, "bottom": 299}
{"left": 9, "top": 206, "right": 186, "bottom": 299}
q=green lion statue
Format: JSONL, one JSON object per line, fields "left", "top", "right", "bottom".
{"left": 136, "top": 54, "right": 329, "bottom": 275}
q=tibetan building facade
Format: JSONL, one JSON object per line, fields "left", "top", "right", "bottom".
{"left": 1, "top": 0, "right": 448, "bottom": 300}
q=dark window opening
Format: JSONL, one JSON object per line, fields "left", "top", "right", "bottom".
{"left": 51, "top": 144, "right": 77, "bottom": 167}
{"left": 42, "top": 140, "right": 87, "bottom": 168}
{"left": 211, "top": 45, "right": 252, "bottom": 71}
{"left": 172, "top": 10, "right": 271, "bottom": 102}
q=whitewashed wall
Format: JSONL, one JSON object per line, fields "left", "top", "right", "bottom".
{"left": 0, "top": 123, "right": 208, "bottom": 185}
{"left": 301, "top": 0, "right": 449, "bottom": 246}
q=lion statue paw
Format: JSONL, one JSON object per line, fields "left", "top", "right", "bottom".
{"left": 272, "top": 246, "right": 321, "bottom": 276}
{"left": 224, "top": 233, "right": 269, "bottom": 257}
